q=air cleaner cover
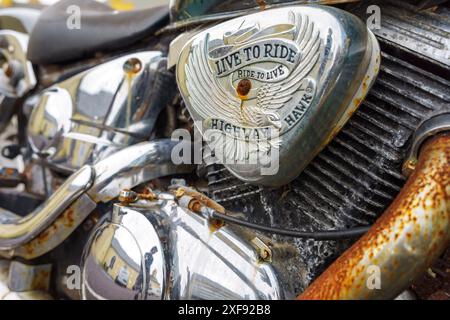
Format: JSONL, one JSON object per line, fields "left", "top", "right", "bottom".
{"left": 176, "top": 5, "right": 380, "bottom": 186}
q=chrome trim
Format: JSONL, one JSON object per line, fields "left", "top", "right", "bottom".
{"left": 82, "top": 197, "right": 283, "bottom": 300}
{"left": 403, "top": 113, "right": 450, "bottom": 176}
{"left": 168, "top": 0, "right": 360, "bottom": 29}
{"left": 0, "top": 139, "right": 194, "bottom": 258}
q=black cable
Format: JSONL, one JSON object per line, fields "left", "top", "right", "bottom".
{"left": 210, "top": 211, "right": 370, "bottom": 240}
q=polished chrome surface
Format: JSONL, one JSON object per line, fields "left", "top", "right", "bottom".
{"left": 27, "top": 51, "right": 169, "bottom": 172}
{"left": 0, "top": 139, "right": 193, "bottom": 258}
{"left": 177, "top": 5, "right": 380, "bottom": 186}
{"left": 403, "top": 113, "right": 450, "bottom": 176}
{"left": 82, "top": 196, "right": 283, "bottom": 300}
{"left": 0, "top": 30, "right": 36, "bottom": 98}
{"left": 0, "top": 259, "right": 52, "bottom": 300}
{"left": 0, "top": 165, "right": 94, "bottom": 250}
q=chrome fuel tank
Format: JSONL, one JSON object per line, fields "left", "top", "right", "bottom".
{"left": 27, "top": 52, "right": 173, "bottom": 173}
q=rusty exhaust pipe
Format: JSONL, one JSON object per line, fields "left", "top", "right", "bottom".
{"left": 298, "top": 134, "right": 450, "bottom": 300}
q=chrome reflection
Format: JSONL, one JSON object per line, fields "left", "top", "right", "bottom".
{"left": 27, "top": 51, "right": 172, "bottom": 173}
{"left": 82, "top": 197, "right": 283, "bottom": 300}
{"left": 0, "top": 139, "right": 194, "bottom": 258}
{"left": 82, "top": 207, "right": 165, "bottom": 300}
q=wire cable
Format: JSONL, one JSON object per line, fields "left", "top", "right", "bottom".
{"left": 209, "top": 211, "right": 370, "bottom": 240}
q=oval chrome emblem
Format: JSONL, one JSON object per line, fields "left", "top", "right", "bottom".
{"left": 176, "top": 5, "right": 380, "bottom": 186}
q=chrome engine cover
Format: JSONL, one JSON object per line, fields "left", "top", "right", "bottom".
{"left": 27, "top": 52, "right": 171, "bottom": 173}
{"left": 176, "top": 5, "right": 380, "bottom": 186}
{"left": 81, "top": 197, "right": 283, "bottom": 300}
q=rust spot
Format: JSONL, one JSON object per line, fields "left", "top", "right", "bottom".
{"left": 362, "top": 81, "right": 368, "bottom": 91}
{"left": 256, "top": 0, "right": 267, "bottom": 10}
{"left": 237, "top": 79, "right": 252, "bottom": 98}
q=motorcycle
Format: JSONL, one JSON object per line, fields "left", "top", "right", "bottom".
{"left": 0, "top": 0, "right": 448, "bottom": 300}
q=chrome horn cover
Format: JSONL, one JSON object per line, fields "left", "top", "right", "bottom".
{"left": 176, "top": 5, "right": 380, "bottom": 187}
{"left": 81, "top": 198, "right": 283, "bottom": 300}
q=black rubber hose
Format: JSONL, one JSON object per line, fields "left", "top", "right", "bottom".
{"left": 210, "top": 211, "right": 370, "bottom": 240}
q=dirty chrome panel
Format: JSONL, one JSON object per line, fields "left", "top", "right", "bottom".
{"left": 27, "top": 51, "right": 172, "bottom": 173}
{"left": 176, "top": 5, "right": 380, "bottom": 186}
{"left": 82, "top": 197, "right": 283, "bottom": 300}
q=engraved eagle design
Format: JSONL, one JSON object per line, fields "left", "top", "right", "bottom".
{"left": 184, "top": 13, "right": 321, "bottom": 161}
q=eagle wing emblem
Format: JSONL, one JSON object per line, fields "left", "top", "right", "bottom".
{"left": 246, "top": 14, "right": 321, "bottom": 127}
{"left": 184, "top": 13, "right": 321, "bottom": 162}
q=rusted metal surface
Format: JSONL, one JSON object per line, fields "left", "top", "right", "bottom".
{"left": 411, "top": 246, "right": 450, "bottom": 299}
{"left": 298, "top": 134, "right": 450, "bottom": 300}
